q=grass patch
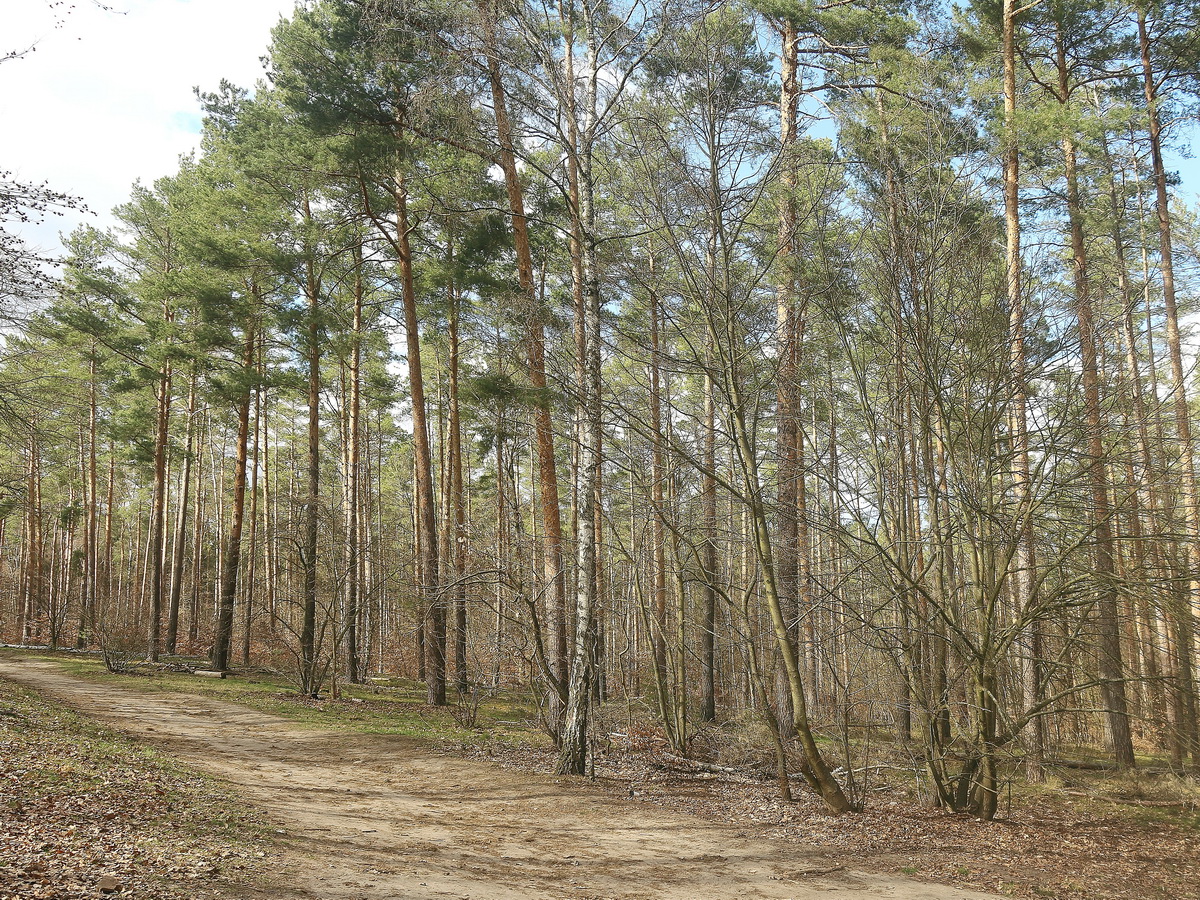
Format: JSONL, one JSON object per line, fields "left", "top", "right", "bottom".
{"left": 1007, "top": 760, "right": 1200, "bottom": 833}
{"left": 23, "top": 650, "right": 549, "bottom": 749}
{"left": 0, "top": 676, "right": 275, "bottom": 899}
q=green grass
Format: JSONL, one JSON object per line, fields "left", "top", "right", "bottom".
{"left": 21, "top": 649, "right": 549, "bottom": 748}
{"left": 1004, "top": 756, "right": 1200, "bottom": 832}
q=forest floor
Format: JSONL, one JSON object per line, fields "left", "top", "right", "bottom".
{"left": 0, "top": 651, "right": 1196, "bottom": 900}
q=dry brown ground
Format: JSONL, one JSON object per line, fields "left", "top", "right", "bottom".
{"left": 477, "top": 740, "right": 1200, "bottom": 900}
{"left": 0, "top": 654, "right": 1004, "bottom": 900}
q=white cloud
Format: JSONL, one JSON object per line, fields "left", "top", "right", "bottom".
{"left": 1, "top": 0, "right": 296, "bottom": 256}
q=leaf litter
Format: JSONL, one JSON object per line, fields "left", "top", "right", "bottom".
{"left": 0, "top": 679, "right": 275, "bottom": 900}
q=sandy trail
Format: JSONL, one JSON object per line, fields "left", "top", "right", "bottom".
{"left": 0, "top": 654, "right": 998, "bottom": 900}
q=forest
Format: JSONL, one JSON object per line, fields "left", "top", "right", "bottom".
{"left": 2, "top": 0, "right": 1200, "bottom": 831}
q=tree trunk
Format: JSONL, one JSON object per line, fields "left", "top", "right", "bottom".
{"left": 187, "top": 418, "right": 205, "bottom": 647}
{"left": 727, "top": 390, "right": 853, "bottom": 814}
{"left": 300, "top": 215, "right": 321, "bottom": 696}
{"left": 448, "top": 242, "right": 468, "bottom": 693}
{"left": 166, "top": 370, "right": 197, "bottom": 655}
{"left": 21, "top": 425, "right": 43, "bottom": 644}
{"left": 343, "top": 247, "right": 364, "bottom": 683}
{"left": 482, "top": 8, "right": 568, "bottom": 687}
{"left": 386, "top": 128, "right": 443, "bottom": 705}
{"left": 146, "top": 361, "right": 172, "bottom": 662}
{"left": 1138, "top": 6, "right": 1200, "bottom": 768}
{"left": 1059, "top": 114, "right": 1134, "bottom": 766}
{"left": 212, "top": 322, "right": 256, "bottom": 672}
{"left": 557, "top": 9, "right": 602, "bottom": 775}
{"left": 241, "top": 361, "right": 263, "bottom": 667}
{"left": 650, "top": 280, "right": 670, "bottom": 714}
{"left": 699, "top": 357, "right": 718, "bottom": 722}
{"left": 1002, "top": 0, "right": 1044, "bottom": 776}
{"left": 80, "top": 350, "right": 99, "bottom": 648}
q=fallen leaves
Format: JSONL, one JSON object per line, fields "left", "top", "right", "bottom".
{"left": 0, "top": 679, "right": 274, "bottom": 900}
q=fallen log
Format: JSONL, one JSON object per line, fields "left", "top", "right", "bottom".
{"left": 661, "top": 753, "right": 751, "bottom": 775}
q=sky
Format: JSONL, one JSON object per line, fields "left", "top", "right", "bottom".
{"left": 2, "top": 0, "right": 297, "bottom": 257}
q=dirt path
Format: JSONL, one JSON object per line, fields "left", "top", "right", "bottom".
{"left": 0, "top": 655, "right": 1000, "bottom": 900}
